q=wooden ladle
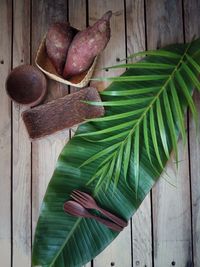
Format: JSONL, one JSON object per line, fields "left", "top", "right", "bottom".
{"left": 63, "top": 200, "right": 123, "bottom": 232}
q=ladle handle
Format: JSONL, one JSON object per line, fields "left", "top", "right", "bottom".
{"left": 91, "top": 215, "right": 123, "bottom": 232}
{"left": 97, "top": 207, "right": 128, "bottom": 228}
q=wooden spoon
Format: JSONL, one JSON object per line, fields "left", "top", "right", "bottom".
{"left": 63, "top": 200, "right": 123, "bottom": 232}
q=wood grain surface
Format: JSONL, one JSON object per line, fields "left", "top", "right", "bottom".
{"left": 126, "top": 1, "right": 153, "bottom": 266}
{"left": 0, "top": 1, "right": 12, "bottom": 267}
{"left": 68, "top": 4, "right": 91, "bottom": 267}
{"left": 31, "top": 0, "right": 70, "bottom": 238}
{"left": 88, "top": 1, "right": 132, "bottom": 267}
{"left": 12, "top": 1, "right": 31, "bottom": 267}
{"left": 146, "top": 0, "right": 193, "bottom": 266}
{"left": 184, "top": 0, "right": 200, "bottom": 266}
{"left": 0, "top": 1, "right": 200, "bottom": 267}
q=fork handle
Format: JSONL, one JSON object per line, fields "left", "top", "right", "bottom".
{"left": 97, "top": 207, "right": 128, "bottom": 228}
{"left": 91, "top": 215, "right": 123, "bottom": 232}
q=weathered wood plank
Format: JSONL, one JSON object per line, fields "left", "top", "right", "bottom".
{"left": 88, "top": 1, "right": 132, "bottom": 266}
{"left": 89, "top": 0, "right": 126, "bottom": 91}
{"left": 68, "top": 0, "right": 87, "bottom": 31}
{"left": 68, "top": 0, "right": 87, "bottom": 97}
{"left": 68, "top": 0, "right": 87, "bottom": 145}
{"left": 184, "top": 0, "right": 200, "bottom": 265}
{"left": 126, "top": 0, "right": 153, "bottom": 265}
{"left": 132, "top": 196, "right": 153, "bottom": 267}
{"left": 0, "top": 1, "right": 12, "bottom": 266}
{"left": 12, "top": 0, "right": 31, "bottom": 266}
{"left": 68, "top": 2, "right": 90, "bottom": 266}
{"left": 94, "top": 223, "right": 132, "bottom": 267}
{"left": 126, "top": 0, "right": 146, "bottom": 58}
{"left": 146, "top": 0, "right": 193, "bottom": 265}
{"left": 31, "top": 0, "right": 69, "bottom": 236}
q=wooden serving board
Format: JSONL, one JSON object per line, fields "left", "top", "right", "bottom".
{"left": 22, "top": 87, "right": 104, "bottom": 139}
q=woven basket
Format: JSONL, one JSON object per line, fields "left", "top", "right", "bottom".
{"left": 35, "top": 33, "right": 97, "bottom": 88}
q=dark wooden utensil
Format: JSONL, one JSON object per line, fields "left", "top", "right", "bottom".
{"left": 22, "top": 87, "right": 104, "bottom": 139}
{"left": 6, "top": 64, "right": 47, "bottom": 107}
{"left": 71, "top": 190, "right": 128, "bottom": 228}
{"left": 63, "top": 200, "right": 123, "bottom": 232}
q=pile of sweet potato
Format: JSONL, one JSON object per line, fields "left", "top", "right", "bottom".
{"left": 45, "top": 11, "right": 112, "bottom": 79}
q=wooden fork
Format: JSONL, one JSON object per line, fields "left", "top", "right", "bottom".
{"left": 64, "top": 200, "right": 123, "bottom": 232}
{"left": 71, "top": 190, "right": 128, "bottom": 228}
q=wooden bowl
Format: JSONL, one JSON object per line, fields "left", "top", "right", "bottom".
{"left": 35, "top": 30, "right": 97, "bottom": 88}
{"left": 6, "top": 64, "right": 47, "bottom": 107}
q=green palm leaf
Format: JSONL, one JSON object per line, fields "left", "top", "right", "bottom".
{"left": 123, "top": 133, "right": 132, "bottom": 182}
{"left": 103, "top": 62, "right": 175, "bottom": 70}
{"left": 163, "top": 89, "right": 178, "bottom": 162}
{"left": 150, "top": 107, "right": 164, "bottom": 168}
{"left": 156, "top": 98, "right": 170, "bottom": 158}
{"left": 176, "top": 71, "right": 198, "bottom": 126}
{"left": 170, "top": 80, "right": 186, "bottom": 144}
{"left": 182, "top": 61, "right": 200, "bottom": 91}
{"left": 114, "top": 143, "right": 124, "bottom": 187}
{"left": 143, "top": 114, "right": 152, "bottom": 163}
{"left": 87, "top": 108, "right": 146, "bottom": 122}
{"left": 32, "top": 38, "right": 200, "bottom": 267}
{"left": 78, "top": 120, "right": 136, "bottom": 137}
{"left": 91, "top": 74, "right": 168, "bottom": 82}
{"left": 100, "top": 86, "right": 160, "bottom": 96}
{"left": 125, "top": 49, "right": 182, "bottom": 59}
{"left": 186, "top": 54, "right": 200, "bottom": 73}
{"left": 80, "top": 142, "right": 121, "bottom": 167}
{"left": 106, "top": 154, "right": 117, "bottom": 190}
{"left": 95, "top": 130, "right": 130, "bottom": 143}
{"left": 133, "top": 125, "right": 140, "bottom": 195}
{"left": 83, "top": 96, "right": 153, "bottom": 106}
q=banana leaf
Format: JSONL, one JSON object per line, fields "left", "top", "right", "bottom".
{"left": 32, "top": 38, "right": 200, "bottom": 267}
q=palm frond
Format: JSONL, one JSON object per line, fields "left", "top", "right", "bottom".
{"left": 79, "top": 39, "right": 200, "bottom": 193}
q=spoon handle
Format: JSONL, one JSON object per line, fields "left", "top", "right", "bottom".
{"left": 91, "top": 215, "right": 123, "bottom": 232}
{"left": 97, "top": 207, "right": 128, "bottom": 228}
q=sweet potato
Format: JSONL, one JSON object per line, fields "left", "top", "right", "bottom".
{"left": 45, "top": 22, "right": 75, "bottom": 75}
{"left": 63, "top": 11, "right": 112, "bottom": 79}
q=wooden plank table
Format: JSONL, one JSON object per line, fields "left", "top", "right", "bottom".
{"left": 0, "top": 0, "right": 199, "bottom": 266}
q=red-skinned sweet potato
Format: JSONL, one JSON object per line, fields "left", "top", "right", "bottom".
{"left": 45, "top": 22, "right": 76, "bottom": 75}
{"left": 63, "top": 11, "right": 112, "bottom": 79}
